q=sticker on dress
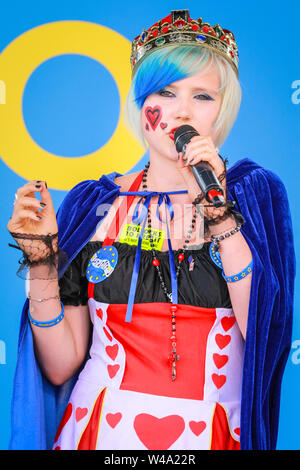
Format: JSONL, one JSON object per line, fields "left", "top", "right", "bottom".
{"left": 86, "top": 246, "right": 118, "bottom": 283}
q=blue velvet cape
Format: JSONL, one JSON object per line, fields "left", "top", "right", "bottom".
{"left": 9, "top": 158, "right": 296, "bottom": 450}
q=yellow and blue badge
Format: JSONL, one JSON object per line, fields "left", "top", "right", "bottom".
{"left": 86, "top": 245, "right": 118, "bottom": 283}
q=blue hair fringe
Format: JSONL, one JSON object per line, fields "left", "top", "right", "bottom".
{"left": 133, "top": 46, "right": 211, "bottom": 109}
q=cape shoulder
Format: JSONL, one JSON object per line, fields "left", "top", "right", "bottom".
{"left": 227, "top": 157, "right": 288, "bottom": 194}
{"left": 227, "top": 157, "right": 294, "bottom": 253}
{"left": 56, "top": 172, "right": 122, "bottom": 245}
{"left": 57, "top": 172, "right": 122, "bottom": 221}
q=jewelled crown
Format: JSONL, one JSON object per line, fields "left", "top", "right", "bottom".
{"left": 131, "top": 9, "right": 239, "bottom": 78}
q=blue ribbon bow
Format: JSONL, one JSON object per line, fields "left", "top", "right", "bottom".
{"left": 118, "top": 189, "right": 188, "bottom": 322}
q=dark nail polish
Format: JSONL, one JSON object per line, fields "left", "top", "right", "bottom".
{"left": 40, "top": 202, "right": 46, "bottom": 207}
{"left": 36, "top": 180, "right": 41, "bottom": 183}
{"left": 45, "top": 181, "right": 48, "bottom": 189}
{"left": 36, "top": 215, "right": 42, "bottom": 219}
{"left": 35, "top": 184, "right": 41, "bottom": 189}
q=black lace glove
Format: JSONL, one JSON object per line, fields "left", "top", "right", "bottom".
{"left": 8, "top": 231, "right": 69, "bottom": 279}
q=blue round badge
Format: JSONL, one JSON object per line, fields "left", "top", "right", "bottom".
{"left": 86, "top": 245, "right": 118, "bottom": 283}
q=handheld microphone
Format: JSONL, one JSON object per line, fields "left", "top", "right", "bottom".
{"left": 174, "top": 125, "right": 225, "bottom": 208}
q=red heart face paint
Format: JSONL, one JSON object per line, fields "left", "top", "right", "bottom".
{"left": 160, "top": 122, "right": 168, "bottom": 129}
{"left": 145, "top": 106, "right": 162, "bottom": 131}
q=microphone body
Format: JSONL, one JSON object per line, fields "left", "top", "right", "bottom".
{"left": 174, "top": 125, "right": 225, "bottom": 207}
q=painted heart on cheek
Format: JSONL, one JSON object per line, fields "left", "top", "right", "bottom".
{"left": 145, "top": 106, "right": 162, "bottom": 130}
{"left": 160, "top": 122, "right": 167, "bottom": 129}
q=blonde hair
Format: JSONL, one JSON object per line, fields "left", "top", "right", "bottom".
{"left": 124, "top": 45, "right": 241, "bottom": 149}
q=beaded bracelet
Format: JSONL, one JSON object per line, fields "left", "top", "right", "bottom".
{"left": 210, "top": 222, "right": 243, "bottom": 251}
{"left": 209, "top": 225, "right": 253, "bottom": 283}
{"left": 28, "top": 301, "right": 64, "bottom": 327}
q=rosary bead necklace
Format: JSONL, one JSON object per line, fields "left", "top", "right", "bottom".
{"left": 142, "top": 161, "right": 201, "bottom": 380}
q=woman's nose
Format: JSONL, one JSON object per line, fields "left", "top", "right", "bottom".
{"left": 175, "top": 99, "right": 192, "bottom": 120}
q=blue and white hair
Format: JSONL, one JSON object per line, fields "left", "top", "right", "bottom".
{"left": 124, "top": 45, "right": 241, "bottom": 148}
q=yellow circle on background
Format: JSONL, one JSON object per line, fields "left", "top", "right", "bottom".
{"left": 0, "top": 21, "right": 144, "bottom": 190}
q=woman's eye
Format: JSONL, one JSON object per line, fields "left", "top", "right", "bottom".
{"left": 195, "top": 94, "right": 214, "bottom": 101}
{"left": 157, "top": 89, "right": 174, "bottom": 97}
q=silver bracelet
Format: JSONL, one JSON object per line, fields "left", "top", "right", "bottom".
{"left": 28, "top": 293, "right": 60, "bottom": 302}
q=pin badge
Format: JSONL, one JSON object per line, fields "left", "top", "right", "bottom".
{"left": 86, "top": 246, "right": 118, "bottom": 283}
{"left": 188, "top": 255, "right": 195, "bottom": 271}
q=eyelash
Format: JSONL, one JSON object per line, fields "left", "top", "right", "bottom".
{"left": 157, "top": 89, "right": 214, "bottom": 101}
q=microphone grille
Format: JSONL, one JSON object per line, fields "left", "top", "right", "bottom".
{"left": 174, "top": 125, "right": 199, "bottom": 153}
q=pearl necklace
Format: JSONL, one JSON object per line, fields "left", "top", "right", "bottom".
{"left": 142, "top": 161, "right": 201, "bottom": 380}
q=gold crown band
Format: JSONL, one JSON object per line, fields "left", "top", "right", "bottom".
{"left": 131, "top": 10, "right": 239, "bottom": 78}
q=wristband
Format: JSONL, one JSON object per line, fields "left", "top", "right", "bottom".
{"left": 209, "top": 242, "right": 253, "bottom": 283}
{"left": 28, "top": 301, "right": 64, "bottom": 327}
{"left": 222, "top": 259, "right": 253, "bottom": 283}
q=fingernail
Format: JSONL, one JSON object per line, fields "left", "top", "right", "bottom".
{"left": 44, "top": 181, "right": 48, "bottom": 189}
{"left": 36, "top": 180, "right": 42, "bottom": 183}
{"left": 40, "top": 202, "right": 46, "bottom": 207}
{"left": 36, "top": 215, "right": 42, "bottom": 219}
{"left": 35, "top": 185, "right": 41, "bottom": 189}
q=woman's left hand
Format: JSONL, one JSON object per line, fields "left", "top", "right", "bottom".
{"left": 175, "top": 135, "right": 228, "bottom": 221}
{"left": 176, "top": 135, "right": 226, "bottom": 201}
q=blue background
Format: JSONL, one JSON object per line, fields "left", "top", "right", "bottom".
{"left": 0, "top": 0, "right": 299, "bottom": 449}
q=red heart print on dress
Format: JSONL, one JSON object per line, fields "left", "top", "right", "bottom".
{"left": 189, "top": 421, "right": 206, "bottom": 436}
{"left": 107, "top": 364, "right": 120, "bottom": 379}
{"left": 54, "top": 402, "right": 72, "bottom": 443}
{"left": 212, "top": 374, "right": 226, "bottom": 389}
{"left": 134, "top": 414, "right": 185, "bottom": 450}
{"left": 106, "top": 412, "right": 122, "bottom": 428}
{"left": 145, "top": 106, "right": 162, "bottom": 130}
{"left": 213, "top": 353, "right": 229, "bottom": 369}
{"left": 215, "top": 334, "right": 231, "bottom": 349}
{"left": 75, "top": 407, "right": 88, "bottom": 422}
{"left": 234, "top": 428, "right": 240, "bottom": 436}
{"left": 96, "top": 307, "right": 103, "bottom": 320}
{"left": 221, "top": 316, "right": 236, "bottom": 332}
{"left": 106, "top": 344, "right": 119, "bottom": 361}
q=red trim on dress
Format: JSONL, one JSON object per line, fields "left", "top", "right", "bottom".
{"left": 76, "top": 387, "right": 107, "bottom": 450}
{"left": 88, "top": 170, "right": 144, "bottom": 299}
{"left": 102, "top": 170, "right": 145, "bottom": 247}
{"left": 210, "top": 403, "right": 240, "bottom": 450}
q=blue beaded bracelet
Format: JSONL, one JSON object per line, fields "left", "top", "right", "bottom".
{"left": 209, "top": 242, "right": 253, "bottom": 283}
{"left": 28, "top": 301, "right": 65, "bottom": 327}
